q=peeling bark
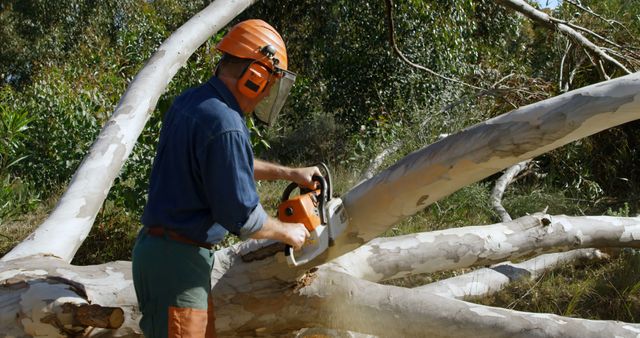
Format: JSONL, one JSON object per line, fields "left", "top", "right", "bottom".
{"left": 332, "top": 72, "right": 640, "bottom": 264}
{"left": 1, "top": 216, "right": 638, "bottom": 336}
{"left": 214, "top": 268, "right": 640, "bottom": 337}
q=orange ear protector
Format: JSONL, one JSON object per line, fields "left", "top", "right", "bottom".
{"left": 238, "top": 61, "right": 272, "bottom": 98}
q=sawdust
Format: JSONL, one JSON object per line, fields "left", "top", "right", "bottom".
{"left": 293, "top": 267, "right": 318, "bottom": 293}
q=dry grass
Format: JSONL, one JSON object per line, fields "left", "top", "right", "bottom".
{"left": 0, "top": 192, "right": 58, "bottom": 257}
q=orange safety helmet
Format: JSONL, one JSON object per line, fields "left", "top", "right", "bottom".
{"left": 216, "top": 19, "right": 297, "bottom": 126}
{"left": 216, "top": 19, "right": 288, "bottom": 71}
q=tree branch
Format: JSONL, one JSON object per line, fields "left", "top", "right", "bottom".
{"left": 289, "top": 269, "right": 640, "bottom": 338}
{"left": 564, "top": 0, "right": 629, "bottom": 32}
{"left": 415, "top": 249, "right": 606, "bottom": 299}
{"left": 490, "top": 160, "right": 530, "bottom": 222}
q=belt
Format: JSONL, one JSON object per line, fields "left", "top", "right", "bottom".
{"left": 145, "top": 227, "right": 213, "bottom": 250}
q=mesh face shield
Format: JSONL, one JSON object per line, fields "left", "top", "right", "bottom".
{"left": 253, "top": 69, "right": 297, "bottom": 126}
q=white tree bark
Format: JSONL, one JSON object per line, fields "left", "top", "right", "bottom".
{"left": 287, "top": 269, "right": 640, "bottom": 338}
{"left": 0, "top": 256, "right": 138, "bottom": 337}
{"left": 1, "top": 0, "right": 257, "bottom": 264}
{"left": 209, "top": 215, "right": 640, "bottom": 335}
{"left": 332, "top": 72, "right": 640, "bottom": 263}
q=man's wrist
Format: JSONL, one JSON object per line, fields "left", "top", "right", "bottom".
{"left": 252, "top": 217, "right": 296, "bottom": 246}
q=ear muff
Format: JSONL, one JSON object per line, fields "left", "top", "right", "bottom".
{"left": 238, "top": 62, "right": 271, "bottom": 98}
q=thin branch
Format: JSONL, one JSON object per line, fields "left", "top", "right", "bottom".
{"left": 359, "top": 141, "right": 403, "bottom": 181}
{"left": 559, "top": 41, "right": 572, "bottom": 92}
{"left": 496, "top": 0, "right": 632, "bottom": 77}
{"left": 564, "top": 0, "right": 628, "bottom": 32}
{"left": 490, "top": 160, "right": 530, "bottom": 222}
{"left": 550, "top": 17, "right": 623, "bottom": 51}
{"left": 383, "top": 0, "right": 483, "bottom": 90}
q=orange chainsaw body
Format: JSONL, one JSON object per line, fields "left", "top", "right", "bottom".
{"left": 277, "top": 190, "right": 321, "bottom": 231}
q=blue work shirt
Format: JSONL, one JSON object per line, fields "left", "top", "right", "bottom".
{"left": 141, "top": 76, "right": 267, "bottom": 244}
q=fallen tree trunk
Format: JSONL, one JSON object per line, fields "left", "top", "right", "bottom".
{"left": 2, "top": 217, "right": 635, "bottom": 337}
{"left": 330, "top": 71, "right": 640, "bottom": 263}
{"left": 0, "top": 256, "right": 138, "bottom": 337}
{"left": 210, "top": 214, "right": 640, "bottom": 334}
{"left": 284, "top": 269, "right": 640, "bottom": 338}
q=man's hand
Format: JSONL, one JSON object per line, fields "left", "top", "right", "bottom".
{"left": 287, "top": 166, "right": 322, "bottom": 190}
{"left": 250, "top": 217, "right": 310, "bottom": 250}
{"left": 281, "top": 222, "right": 310, "bottom": 250}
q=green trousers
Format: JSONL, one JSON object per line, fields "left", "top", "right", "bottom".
{"left": 132, "top": 229, "right": 216, "bottom": 338}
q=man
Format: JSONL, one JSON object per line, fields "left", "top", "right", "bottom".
{"left": 132, "top": 19, "right": 316, "bottom": 337}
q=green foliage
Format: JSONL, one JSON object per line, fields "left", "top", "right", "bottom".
{"left": 247, "top": 117, "right": 271, "bottom": 156}
{"left": 242, "top": 0, "right": 519, "bottom": 166}
{"left": 0, "top": 86, "right": 39, "bottom": 223}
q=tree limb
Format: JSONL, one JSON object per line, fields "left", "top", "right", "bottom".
{"left": 332, "top": 72, "right": 640, "bottom": 263}
{"left": 415, "top": 248, "right": 606, "bottom": 299}
{"left": 324, "top": 215, "right": 640, "bottom": 282}
{"left": 250, "top": 269, "right": 640, "bottom": 337}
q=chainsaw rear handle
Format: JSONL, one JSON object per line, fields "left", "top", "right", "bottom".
{"left": 280, "top": 162, "right": 332, "bottom": 201}
{"left": 284, "top": 225, "right": 329, "bottom": 266}
{"left": 285, "top": 245, "right": 308, "bottom": 266}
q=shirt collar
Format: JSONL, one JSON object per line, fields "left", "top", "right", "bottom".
{"left": 207, "top": 76, "right": 243, "bottom": 115}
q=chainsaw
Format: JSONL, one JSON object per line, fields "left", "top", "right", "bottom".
{"left": 241, "top": 163, "right": 348, "bottom": 266}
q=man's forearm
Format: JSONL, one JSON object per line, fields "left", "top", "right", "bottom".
{"left": 254, "top": 160, "right": 321, "bottom": 189}
{"left": 254, "top": 159, "right": 291, "bottom": 181}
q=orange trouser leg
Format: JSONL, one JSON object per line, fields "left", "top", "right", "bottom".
{"left": 167, "top": 296, "right": 216, "bottom": 338}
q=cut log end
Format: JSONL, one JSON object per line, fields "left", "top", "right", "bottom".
{"left": 63, "top": 303, "right": 125, "bottom": 329}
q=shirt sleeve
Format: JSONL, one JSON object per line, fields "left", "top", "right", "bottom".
{"left": 196, "top": 130, "right": 267, "bottom": 240}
